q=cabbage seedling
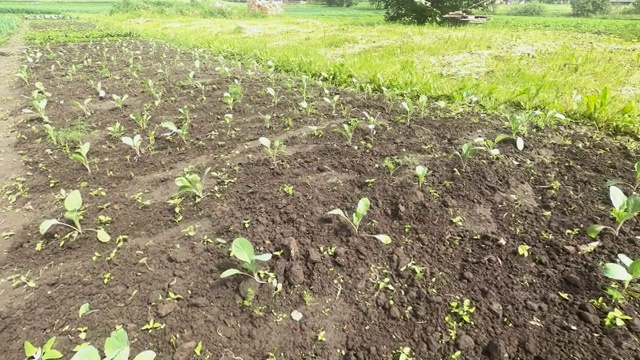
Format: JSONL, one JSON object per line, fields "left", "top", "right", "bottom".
{"left": 107, "top": 122, "right": 124, "bottom": 138}
{"left": 606, "top": 161, "right": 640, "bottom": 193}
{"left": 602, "top": 253, "right": 640, "bottom": 290}
{"left": 69, "top": 327, "right": 156, "bottom": 360}
{"left": 334, "top": 119, "right": 360, "bottom": 145}
{"left": 455, "top": 143, "right": 476, "bottom": 171}
{"left": 130, "top": 112, "right": 150, "bottom": 130}
{"left": 587, "top": 186, "right": 640, "bottom": 238}
{"left": 499, "top": 114, "right": 528, "bottom": 151}
{"left": 259, "top": 137, "right": 285, "bottom": 166}
{"left": 39, "top": 190, "right": 110, "bottom": 243}
{"left": 161, "top": 121, "right": 189, "bottom": 144}
{"left": 220, "top": 237, "right": 272, "bottom": 283}
{"left": 111, "top": 94, "right": 129, "bottom": 110}
{"left": 222, "top": 92, "right": 236, "bottom": 111}
{"left": 327, "top": 197, "right": 392, "bottom": 244}
{"left": 72, "top": 98, "right": 92, "bottom": 117}
{"left": 42, "top": 124, "right": 57, "bottom": 145}
{"left": 266, "top": 87, "right": 280, "bottom": 108}
{"left": 401, "top": 99, "right": 415, "bottom": 124}
{"left": 324, "top": 95, "right": 340, "bottom": 114}
{"left": 122, "top": 135, "right": 143, "bottom": 157}
{"left": 24, "top": 336, "right": 63, "bottom": 360}
{"left": 328, "top": 197, "right": 370, "bottom": 233}
{"left": 224, "top": 113, "right": 233, "bottom": 136}
{"left": 70, "top": 142, "right": 91, "bottom": 173}
{"left": 415, "top": 165, "right": 428, "bottom": 188}
{"left": 175, "top": 167, "right": 211, "bottom": 200}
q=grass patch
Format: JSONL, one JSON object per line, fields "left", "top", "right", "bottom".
{"left": 86, "top": 12, "right": 640, "bottom": 134}
{"left": 0, "top": 14, "right": 18, "bottom": 44}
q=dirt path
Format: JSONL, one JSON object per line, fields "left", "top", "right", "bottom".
{"left": 0, "top": 27, "right": 28, "bottom": 256}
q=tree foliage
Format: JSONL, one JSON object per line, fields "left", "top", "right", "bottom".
{"left": 383, "top": 0, "right": 489, "bottom": 25}
{"left": 570, "top": 0, "right": 611, "bottom": 16}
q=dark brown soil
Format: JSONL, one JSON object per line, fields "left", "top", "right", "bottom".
{"left": 2, "top": 21, "right": 640, "bottom": 360}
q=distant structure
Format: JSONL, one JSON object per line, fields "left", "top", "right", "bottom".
{"left": 247, "top": 0, "right": 284, "bottom": 14}
{"left": 611, "top": 0, "right": 635, "bottom": 5}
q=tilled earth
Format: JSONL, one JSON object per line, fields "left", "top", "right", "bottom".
{"left": 1, "top": 21, "right": 640, "bottom": 360}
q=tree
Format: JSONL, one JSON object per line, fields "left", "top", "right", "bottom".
{"left": 570, "top": 0, "right": 611, "bottom": 16}
{"left": 383, "top": 0, "right": 490, "bottom": 25}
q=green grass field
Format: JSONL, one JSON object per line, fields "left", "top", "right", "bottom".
{"left": 0, "top": 14, "right": 18, "bottom": 43}
{"left": 78, "top": 3, "right": 640, "bottom": 133}
{"left": 7, "top": 0, "right": 640, "bottom": 133}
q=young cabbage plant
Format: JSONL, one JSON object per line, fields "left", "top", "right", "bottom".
{"left": 266, "top": 87, "right": 280, "bottom": 108}
{"left": 417, "top": 94, "right": 429, "bottom": 117}
{"left": 111, "top": 94, "right": 129, "bottom": 110}
{"left": 474, "top": 137, "right": 502, "bottom": 156}
{"left": 455, "top": 143, "right": 476, "bottom": 171}
{"left": 70, "top": 142, "right": 91, "bottom": 173}
{"left": 39, "top": 190, "right": 110, "bottom": 243}
{"left": 72, "top": 98, "right": 92, "bottom": 118}
{"left": 107, "top": 122, "right": 125, "bottom": 138}
{"left": 223, "top": 113, "right": 233, "bottom": 136}
{"left": 222, "top": 92, "right": 237, "bottom": 111}
{"left": 587, "top": 186, "right": 640, "bottom": 238}
{"left": 24, "top": 337, "right": 63, "bottom": 360}
{"left": 499, "top": 114, "right": 527, "bottom": 151}
{"left": 161, "top": 121, "right": 189, "bottom": 144}
{"left": 327, "top": 197, "right": 392, "bottom": 244}
{"left": 70, "top": 327, "right": 156, "bottom": 360}
{"left": 606, "top": 161, "right": 640, "bottom": 194}
{"left": 334, "top": 119, "right": 360, "bottom": 145}
{"left": 121, "top": 135, "right": 143, "bottom": 157}
{"left": 602, "top": 253, "right": 640, "bottom": 290}
{"left": 220, "top": 237, "right": 272, "bottom": 283}
{"left": 415, "top": 165, "right": 428, "bottom": 188}
{"left": 259, "top": 137, "right": 285, "bottom": 167}
{"left": 323, "top": 94, "right": 340, "bottom": 114}
{"left": 42, "top": 124, "right": 57, "bottom": 145}
{"left": 401, "top": 99, "right": 415, "bottom": 124}
{"left": 175, "top": 167, "right": 211, "bottom": 200}
{"left": 130, "top": 112, "right": 150, "bottom": 130}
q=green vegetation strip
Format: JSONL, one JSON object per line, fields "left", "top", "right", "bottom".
{"left": 0, "top": 14, "right": 18, "bottom": 43}
{"left": 85, "top": 10, "right": 640, "bottom": 134}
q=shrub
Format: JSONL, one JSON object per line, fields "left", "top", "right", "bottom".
{"left": 507, "top": 3, "right": 546, "bottom": 16}
{"left": 570, "top": 0, "right": 611, "bottom": 16}
{"left": 110, "top": 0, "right": 237, "bottom": 18}
{"left": 383, "top": 0, "right": 487, "bottom": 25}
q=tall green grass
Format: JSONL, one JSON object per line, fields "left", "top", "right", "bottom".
{"left": 0, "top": 14, "right": 18, "bottom": 44}
{"left": 78, "top": 8, "right": 640, "bottom": 133}
{"left": 0, "top": 1, "right": 112, "bottom": 14}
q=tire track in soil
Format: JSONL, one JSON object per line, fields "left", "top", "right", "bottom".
{"left": 0, "top": 27, "right": 31, "bottom": 311}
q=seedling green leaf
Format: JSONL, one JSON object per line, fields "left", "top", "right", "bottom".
{"left": 175, "top": 167, "right": 210, "bottom": 200}
{"left": 79, "top": 302, "right": 90, "bottom": 318}
{"left": 371, "top": 234, "right": 392, "bottom": 244}
{"left": 588, "top": 186, "right": 640, "bottom": 238}
{"left": 603, "top": 263, "right": 633, "bottom": 281}
{"left": 70, "top": 142, "right": 91, "bottom": 173}
{"left": 221, "top": 237, "right": 272, "bottom": 283}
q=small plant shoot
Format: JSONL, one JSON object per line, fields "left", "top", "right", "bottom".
{"left": 220, "top": 237, "right": 272, "bottom": 283}
{"left": 70, "top": 327, "right": 156, "bottom": 360}
{"left": 39, "top": 190, "right": 110, "bottom": 243}
{"left": 327, "top": 197, "right": 392, "bottom": 244}
{"left": 415, "top": 165, "right": 428, "bottom": 188}
{"left": 455, "top": 143, "right": 476, "bottom": 171}
{"left": 602, "top": 253, "right": 640, "bottom": 290}
{"left": 587, "top": 186, "right": 640, "bottom": 238}
{"left": 122, "top": 135, "right": 143, "bottom": 157}
{"left": 175, "top": 167, "right": 211, "bottom": 200}
{"left": 24, "top": 337, "right": 63, "bottom": 360}
{"left": 70, "top": 142, "right": 91, "bottom": 173}
{"left": 259, "top": 137, "right": 285, "bottom": 167}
